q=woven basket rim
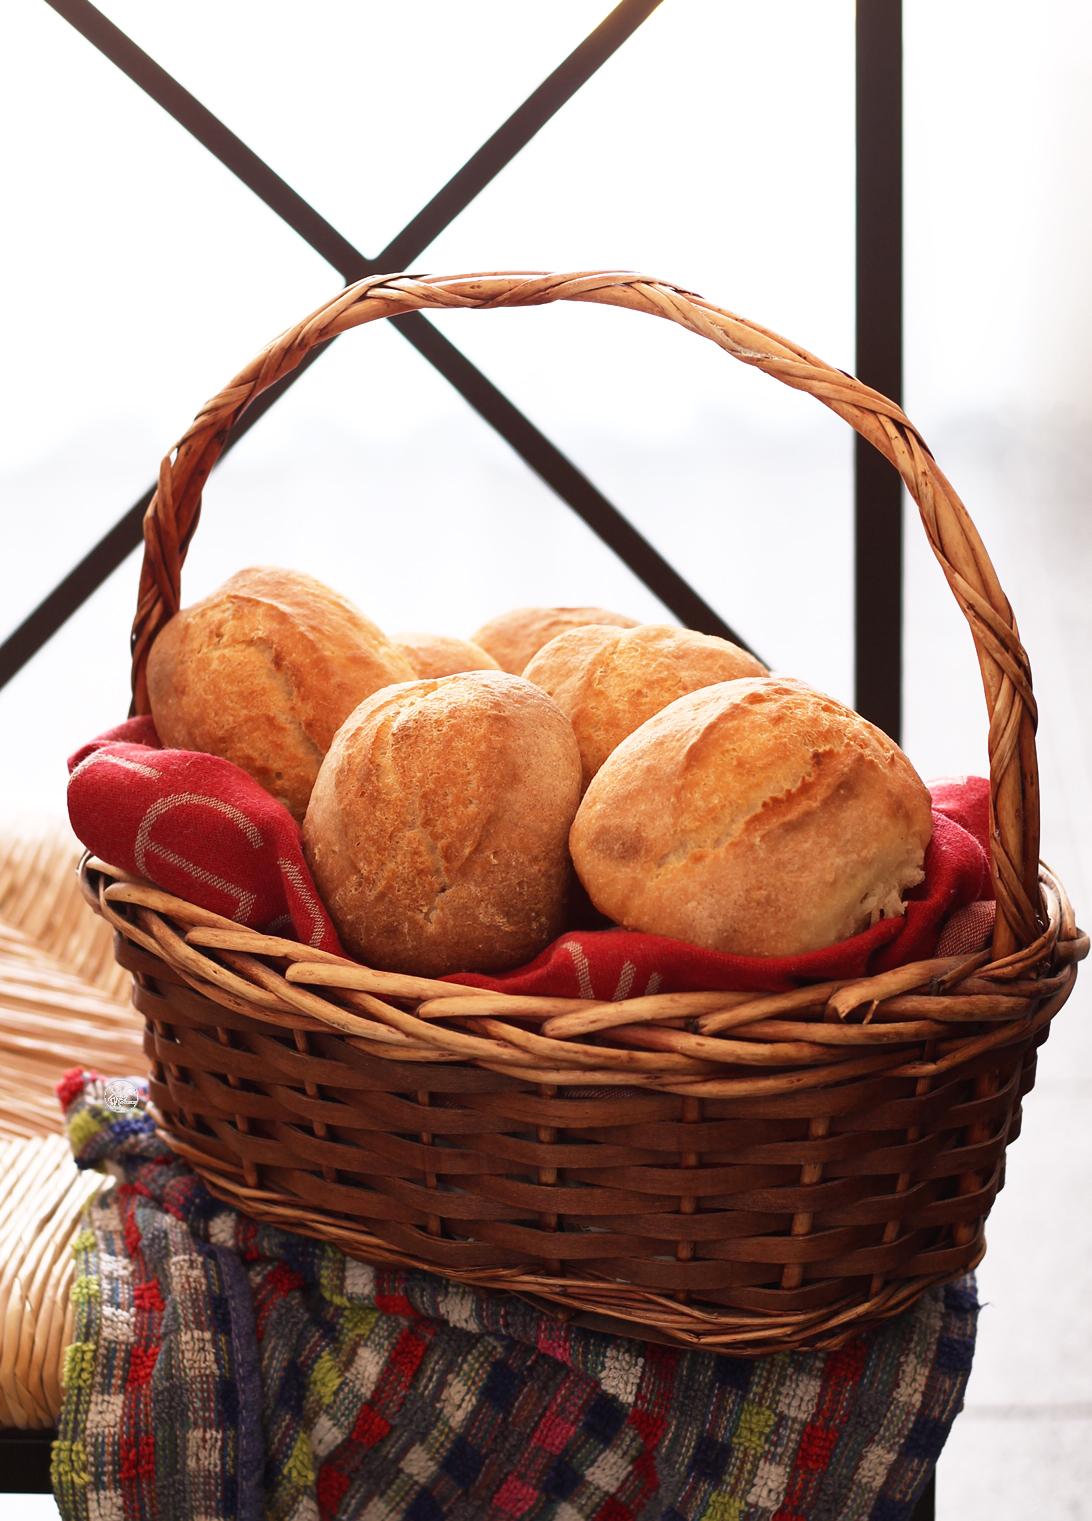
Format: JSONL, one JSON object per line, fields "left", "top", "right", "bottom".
{"left": 83, "top": 853, "right": 1084, "bottom": 1094}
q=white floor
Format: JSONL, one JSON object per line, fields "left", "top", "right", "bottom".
{"left": 4, "top": 1501, "right": 59, "bottom": 1521}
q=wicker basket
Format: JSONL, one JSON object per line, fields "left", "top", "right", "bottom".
{"left": 81, "top": 271, "right": 1086, "bottom": 1353}
{"left": 0, "top": 1135, "right": 106, "bottom": 1428}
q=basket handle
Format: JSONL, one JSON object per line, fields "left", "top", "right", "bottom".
{"left": 129, "top": 271, "right": 1041, "bottom": 960}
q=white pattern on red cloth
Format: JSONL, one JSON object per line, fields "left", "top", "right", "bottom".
{"left": 68, "top": 718, "right": 995, "bottom": 995}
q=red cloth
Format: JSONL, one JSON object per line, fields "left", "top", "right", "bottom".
{"left": 929, "top": 775, "right": 994, "bottom": 883}
{"left": 68, "top": 718, "right": 343, "bottom": 954}
{"left": 68, "top": 722, "right": 992, "bottom": 997}
{"left": 450, "top": 796, "right": 992, "bottom": 999}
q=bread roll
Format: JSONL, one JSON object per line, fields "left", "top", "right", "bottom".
{"left": 303, "top": 671, "right": 582, "bottom": 976}
{"left": 147, "top": 566, "right": 415, "bottom": 822}
{"left": 524, "top": 623, "right": 767, "bottom": 790}
{"left": 393, "top": 631, "right": 500, "bottom": 679}
{"left": 471, "top": 606, "right": 639, "bottom": 675}
{"left": 570, "top": 678, "right": 934, "bottom": 957}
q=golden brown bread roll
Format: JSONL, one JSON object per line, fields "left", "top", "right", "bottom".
{"left": 524, "top": 623, "right": 767, "bottom": 790}
{"left": 470, "top": 605, "right": 640, "bottom": 675}
{"left": 570, "top": 678, "right": 934, "bottom": 957}
{"left": 303, "top": 671, "right": 582, "bottom": 976}
{"left": 147, "top": 566, "right": 415, "bottom": 822}
{"left": 392, "top": 631, "right": 501, "bottom": 679}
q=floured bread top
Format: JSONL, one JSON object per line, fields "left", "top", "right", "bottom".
{"left": 524, "top": 622, "right": 767, "bottom": 790}
{"left": 470, "top": 605, "right": 640, "bottom": 676}
{"left": 147, "top": 566, "right": 414, "bottom": 821}
{"left": 303, "top": 670, "right": 582, "bottom": 976}
{"left": 393, "top": 631, "right": 500, "bottom": 679}
{"left": 570, "top": 677, "right": 934, "bottom": 957}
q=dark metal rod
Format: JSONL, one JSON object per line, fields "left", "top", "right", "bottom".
{"left": 378, "top": 0, "right": 664, "bottom": 272}
{"left": 908, "top": 1472, "right": 935, "bottom": 1521}
{"left": 0, "top": 347, "right": 330, "bottom": 691}
{"left": 395, "top": 311, "right": 748, "bottom": 647}
{"left": 4, "top": 0, "right": 747, "bottom": 687}
{"left": 854, "top": 0, "right": 903, "bottom": 741}
{"left": 0, "top": 1429, "right": 56, "bottom": 1494}
{"left": 41, "top": 0, "right": 367, "bottom": 278}
{"left": 43, "top": 0, "right": 663, "bottom": 282}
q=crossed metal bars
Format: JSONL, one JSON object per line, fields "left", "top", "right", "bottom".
{"left": 0, "top": 0, "right": 904, "bottom": 745}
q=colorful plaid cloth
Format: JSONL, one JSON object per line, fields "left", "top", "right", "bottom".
{"left": 53, "top": 1072, "right": 976, "bottom": 1521}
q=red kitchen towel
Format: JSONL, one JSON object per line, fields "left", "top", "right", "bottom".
{"left": 450, "top": 791, "right": 993, "bottom": 998}
{"left": 68, "top": 718, "right": 344, "bottom": 954}
{"left": 68, "top": 721, "right": 992, "bottom": 996}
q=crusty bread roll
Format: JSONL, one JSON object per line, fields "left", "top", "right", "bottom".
{"left": 147, "top": 566, "right": 415, "bottom": 822}
{"left": 303, "top": 671, "right": 582, "bottom": 976}
{"left": 570, "top": 678, "right": 934, "bottom": 957}
{"left": 524, "top": 623, "right": 767, "bottom": 790}
{"left": 470, "top": 606, "right": 640, "bottom": 675}
{"left": 392, "top": 631, "right": 500, "bottom": 679}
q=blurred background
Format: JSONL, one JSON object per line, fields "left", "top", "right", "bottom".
{"left": 1, "top": 1, "right": 1090, "bottom": 1515}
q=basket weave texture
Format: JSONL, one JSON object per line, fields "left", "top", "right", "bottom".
{"left": 87, "top": 271, "right": 1086, "bottom": 1352}
{"left": 0, "top": 825, "right": 142, "bottom": 1140}
{"left": 0, "top": 1134, "right": 106, "bottom": 1428}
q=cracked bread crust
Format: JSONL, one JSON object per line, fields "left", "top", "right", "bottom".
{"left": 302, "top": 671, "right": 582, "bottom": 976}
{"left": 470, "top": 605, "right": 640, "bottom": 676}
{"left": 392, "top": 631, "right": 501, "bottom": 679}
{"left": 146, "top": 566, "right": 415, "bottom": 822}
{"left": 523, "top": 623, "right": 767, "bottom": 791}
{"left": 569, "top": 677, "right": 934, "bottom": 957}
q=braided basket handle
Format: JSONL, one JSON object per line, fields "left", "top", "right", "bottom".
{"left": 130, "top": 271, "right": 1041, "bottom": 960}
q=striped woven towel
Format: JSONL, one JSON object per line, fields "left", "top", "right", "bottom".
{"left": 53, "top": 1072, "right": 976, "bottom": 1521}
